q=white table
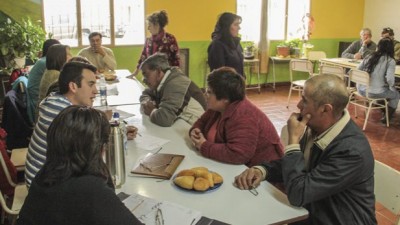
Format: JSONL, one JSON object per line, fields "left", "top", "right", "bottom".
{"left": 320, "top": 58, "right": 400, "bottom": 77}
{"left": 93, "top": 69, "right": 145, "bottom": 107}
{"left": 114, "top": 104, "right": 308, "bottom": 225}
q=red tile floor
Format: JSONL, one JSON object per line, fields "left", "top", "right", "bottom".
{"left": 246, "top": 84, "right": 400, "bottom": 225}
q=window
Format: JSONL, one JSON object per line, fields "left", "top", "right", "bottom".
{"left": 237, "top": 0, "right": 310, "bottom": 41}
{"left": 43, "top": 0, "right": 145, "bottom": 47}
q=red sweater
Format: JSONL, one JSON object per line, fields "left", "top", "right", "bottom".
{"left": 190, "top": 98, "right": 283, "bottom": 167}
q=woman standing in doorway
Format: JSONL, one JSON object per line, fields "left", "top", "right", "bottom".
{"left": 208, "top": 12, "right": 244, "bottom": 77}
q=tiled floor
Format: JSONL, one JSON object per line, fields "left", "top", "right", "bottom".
{"left": 246, "top": 84, "right": 400, "bottom": 225}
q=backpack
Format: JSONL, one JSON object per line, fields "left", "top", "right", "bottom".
{"left": 6, "top": 68, "right": 28, "bottom": 95}
{"left": 1, "top": 77, "right": 33, "bottom": 150}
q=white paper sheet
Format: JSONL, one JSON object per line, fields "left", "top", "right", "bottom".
{"left": 133, "top": 134, "right": 170, "bottom": 151}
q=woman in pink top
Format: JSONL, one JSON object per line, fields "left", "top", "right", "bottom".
{"left": 189, "top": 67, "right": 283, "bottom": 167}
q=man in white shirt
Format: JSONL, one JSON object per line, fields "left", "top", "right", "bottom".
{"left": 78, "top": 32, "right": 117, "bottom": 72}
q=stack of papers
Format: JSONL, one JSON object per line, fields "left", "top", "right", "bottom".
{"left": 123, "top": 193, "right": 202, "bottom": 225}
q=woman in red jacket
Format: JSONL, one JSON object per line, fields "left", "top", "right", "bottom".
{"left": 189, "top": 67, "right": 283, "bottom": 167}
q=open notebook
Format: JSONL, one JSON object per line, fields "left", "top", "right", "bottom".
{"left": 131, "top": 153, "right": 185, "bottom": 179}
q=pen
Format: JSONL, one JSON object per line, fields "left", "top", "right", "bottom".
{"left": 131, "top": 199, "right": 144, "bottom": 212}
{"left": 123, "top": 120, "right": 142, "bottom": 136}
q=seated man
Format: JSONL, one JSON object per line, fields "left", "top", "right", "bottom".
{"left": 381, "top": 27, "right": 400, "bottom": 64}
{"left": 342, "top": 28, "right": 377, "bottom": 59}
{"left": 78, "top": 32, "right": 117, "bottom": 72}
{"left": 235, "top": 74, "right": 376, "bottom": 225}
{"left": 139, "top": 53, "right": 206, "bottom": 127}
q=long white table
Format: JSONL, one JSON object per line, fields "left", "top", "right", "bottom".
{"left": 114, "top": 104, "right": 308, "bottom": 225}
{"left": 320, "top": 58, "right": 400, "bottom": 77}
{"left": 93, "top": 69, "right": 145, "bottom": 107}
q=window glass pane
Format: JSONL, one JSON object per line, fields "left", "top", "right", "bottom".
{"left": 114, "top": 0, "right": 145, "bottom": 45}
{"left": 237, "top": 0, "right": 261, "bottom": 42}
{"left": 268, "top": 0, "right": 286, "bottom": 40}
{"left": 287, "top": 0, "right": 310, "bottom": 40}
{"left": 43, "top": 0, "right": 78, "bottom": 47}
{"left": 81, "top": 0, "right": 111, "bottom": 45}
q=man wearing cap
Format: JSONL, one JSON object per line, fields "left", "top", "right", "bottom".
{"left": 381, "top": 27, "right": 400, "bottom": 65}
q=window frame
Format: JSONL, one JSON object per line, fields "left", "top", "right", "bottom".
{"left": 41, "top": 0, "right": 145, "bottom": 47}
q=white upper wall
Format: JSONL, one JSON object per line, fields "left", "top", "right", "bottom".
{"left": 364, "top": 0, "right": 400, "bottom": 43}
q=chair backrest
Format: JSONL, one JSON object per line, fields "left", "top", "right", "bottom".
{"left": 374, "top": 160, "right": 400, "bottom": 224}
{"left": 280, "top": 125, "right": 289, "bottom": 147}
{"left": 338, "top": 41, "right": 353, "bottom": 57}
{"left": 320, "top": 65, "right": 345, "bottom": 80}
{"left": 308, "top": 51, "right": 327, "bottom": 61}
{"left": 290, "top": 59, "right": 313, "bottom": 74}
{"left": 349, "top": 69, "right": 370, "bottom": 86}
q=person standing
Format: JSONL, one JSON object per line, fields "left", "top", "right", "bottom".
{"left": 342, "top": 28, "right": 377, "bottom": 59}
{"left": 208, "top": 12, "right": 244, "bottom": 76}
{"left": 130, "top": 10, "right": 180, "bottom": 77}
{"left": 381, "top": 27, "right": 400, "bottom": 64}
{"left": 78, "top": 32, "right": 117, "bottom": 72}
{"left": 357, "top": 37, "right": 399, "bottom": 123}
{"left": 235, "top": 74, "right": 376, "bottom": 225}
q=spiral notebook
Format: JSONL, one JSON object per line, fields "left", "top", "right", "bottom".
{"left": 131, "top": 153, "right": 185, "bottom": 179}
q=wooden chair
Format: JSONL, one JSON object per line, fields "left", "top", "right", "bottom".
{"left": 10, "top": 148, "right": 27, "bottom": 172}
{"left": 348, "top": 69, "right": 389, "bottom": 130}
{"left": 0, "top": 149, "right": 28, "bottom": 225}
{"left": 287, "top": 59, "right": 314, "bottom": 108}
{"left": 374, "top": 160, "right": 400, "bottom": 225}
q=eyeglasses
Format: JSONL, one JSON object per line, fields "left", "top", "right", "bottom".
{"left": 248, "top": 186, "right": 259, "bottom": 196}
{"left": 155, "top": 208, "right": 164, "bottom": 225}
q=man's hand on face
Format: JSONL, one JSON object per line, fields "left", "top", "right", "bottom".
{"left": 363, "top": 36, "right": 372, "bottom": 46}
{"left": 92, "top": 45, "right": 106, "bottom": 56}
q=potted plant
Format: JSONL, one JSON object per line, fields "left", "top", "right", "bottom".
{"left": 242, "top": 41, "right": 257, "bottom": 59}
{"left": 0, "top": 17, "right": 46, "bottom": 71}
{"left": 286, "top": 38, "right": 302, "bottom": 58}
{"left": 276, "top": 41, "right": 290, "bottom": 58}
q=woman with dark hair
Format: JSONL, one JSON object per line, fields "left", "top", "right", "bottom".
{"left": 208, "top": 12, "right": 244, "bottom": 76}
{"left": 189, "top": 67, "right": 283, "bottom": 167}
{"left": 358, "top": 37, "right": 400, "bottom": 123}
{"left": 38, "top": 44, "right": 71, "bottom": 105}
{"left": 130, "top": 10, "right": 180, "bottom": 77}
{"left": 17, "top": 106, "right": 143, "bottom": 225}
{"left": 27, "top": 39, "right": 60, "bottom": 122}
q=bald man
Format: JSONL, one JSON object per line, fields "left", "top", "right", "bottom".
{"left": 235, "top": 74, "right": 377, "bottom": 225}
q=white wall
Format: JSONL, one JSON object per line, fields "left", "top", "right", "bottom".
{"left": 364, "top": 0, "right": 400, "bottom": 43}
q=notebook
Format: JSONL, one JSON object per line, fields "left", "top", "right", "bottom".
{"left": 131, "top": 153, "right": 185, "bottom": 179}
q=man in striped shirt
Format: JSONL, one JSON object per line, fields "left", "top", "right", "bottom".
{"left": 25, "top": 62, "right": 98, "bottom": 187}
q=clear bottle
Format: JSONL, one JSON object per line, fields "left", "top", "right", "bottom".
{"left": 99, "top": 74, "right": 107, "bottom": 106}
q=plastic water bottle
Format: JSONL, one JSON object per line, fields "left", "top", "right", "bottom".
{"left": 99, "top": 74, "right": 107, "bottom": 106}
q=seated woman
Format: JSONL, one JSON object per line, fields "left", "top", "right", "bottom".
{"left": 17, "top": 106, "right": 143, "bottom": 225}
{"left": 357, "top": 37, "right": 400, "bottom": 123}
{"left": 189, "top": 67, "right": 283, "bottom": 167}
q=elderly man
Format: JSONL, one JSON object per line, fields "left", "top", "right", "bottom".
{"left": 78, "top": 32, "right": 117, "bottom": 72}
{"left": 381, "top": 27, "right": 400, "bottom": 64}
{"left": 235, "top": 74, "right": 376, "bottom": 225}
{"left": 139, "top": 53, "right": 206, "bottom": 127}
{"left": 342, "top": 28, "right": 377, "bottom": 59}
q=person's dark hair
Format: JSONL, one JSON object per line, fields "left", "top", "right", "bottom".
{"left": 42, "top": 39, "right": 60, "bottom": 57}
{"left": 306, "top": 74, "right": 349, "bottom": 118}
{"left": 58, "top": 61, "right": 97, "bottom": 94}
{"left": 89, "top": 32, "right": 102, "bottom": 40}
{"left": 140, "top": 52, "right": 170, "bottom": 73}
{"left": 46, "top": 44, "right": 70, "bottom": 70}
{"left": 381, "top": 27, "right": 394, "bottom": 36}
{"left": 37, "top": 106, "right": 110, "bottom": 186}
{"left": 211, "top": 12, "right": 242, "bottom": 49}
{"left": 147, "top": 10, "right": 169, "bottom": 29}
{"left": 363, "top": 37, "right": 394, "bottom": 74}
{"left": 207, "top": 67, "right": 245, "bottom": 102}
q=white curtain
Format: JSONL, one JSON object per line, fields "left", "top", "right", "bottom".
{"left": 258, "top": 0, "right": 270, "bottom": 74}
